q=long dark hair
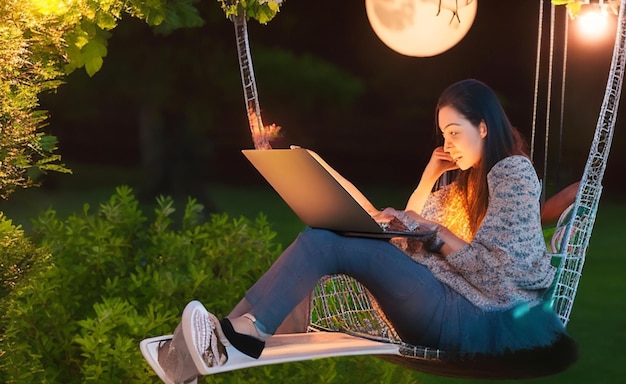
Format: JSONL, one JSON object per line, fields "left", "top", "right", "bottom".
{"left": 436, "top": 79, "right": 528, "bottom": 235}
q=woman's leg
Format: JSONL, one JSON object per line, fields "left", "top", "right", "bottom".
{"left": 227, "top": 296, "right": 311, "bottom": 334}
{"left": 242, "top": 228, "right": 448, "bottom": 346}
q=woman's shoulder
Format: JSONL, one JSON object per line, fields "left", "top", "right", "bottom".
{"left": 492, "top": 155, "right": 533, "bottom": 170}
{"left": 488, "top": 155, "right": 540, "bottom": 191}
{"left": 489, "top": 155, "right": 535, "bottom": 178}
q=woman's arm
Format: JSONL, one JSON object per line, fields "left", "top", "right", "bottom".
{"left": 432, "top": 225, "right": 468, "bottom": 256}
{"left": 402, "top": 147, "right": 464, "bottom": 255}
{"left": 444, "top": 157, "right": 550, "bottom": 285}
{"left": 405, "top": 147, "right": 458, "bottom": 214}
{"left": 399, "top": 210, "right": 468, "bottom": 256}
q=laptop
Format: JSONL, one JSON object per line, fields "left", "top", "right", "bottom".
{"left": 242, "top": 147, "right": 434, "bottom": 239}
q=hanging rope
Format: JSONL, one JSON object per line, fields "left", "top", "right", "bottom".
{"left": 531, "top": 0, "right": 545, "bottom": 162}
{"left": 557, "top": 14, "right": 570, "bottom": 188}
{"left": 540, "top": 3, "right": 558, "bottom": 202}
{"left": 533, "top": 0, "right": 569, "bottom": 202}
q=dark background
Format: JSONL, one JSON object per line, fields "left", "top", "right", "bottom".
{"left": 37, "top": 1, "right": 624, "bottom": 208}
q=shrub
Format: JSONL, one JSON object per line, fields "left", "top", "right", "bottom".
{"left": 0, "top": 213, "right": 50, "bottom": 301}
{"left": 0, "top": 212, "right": 51, "bottom": 384}
{"left": 0, "top": 186, "right": 419, "bottom": 383}
{"left": 0, "top": 186, "right": 279, "bottom": 383}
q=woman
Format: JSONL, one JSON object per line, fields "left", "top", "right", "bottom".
{"left": 156, "top": 79, "right": 575, "bottom": 383}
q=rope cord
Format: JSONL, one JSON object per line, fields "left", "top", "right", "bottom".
{"left": 542, "top": 3, "right": 557, "bottom": 203}
{"left": 531, "top": 0, "right": 544, "bottom": 162}
{"left": 557, "top": 15, "right": 570, "bottom": 188}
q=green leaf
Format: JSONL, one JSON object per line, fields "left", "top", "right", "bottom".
{"left": 96, "top": 11, "right": 118, "bottom": 30}
{"left": 566, "top": 2, "right": 583, "bottom": 17}
{"left": 84, "top": 56, "right": 103, "bottom": 77}
{"left": 218, "top": 0, "right": 282, "bottom": 24}
{"left": 38, "top": 135, "right": 58, "bottom": 152}
{"left": 72, "top": 27, "right": 91, "bottom": 49}
{"left": 81, "top": 19, "right": 98, "bottom": 40}
{"left": 255, "top": 7, "right": 276, "bottom": 24}
{"left": 82, "top": 39, "right": 108, "bottom": 77}
{"left": 145, "top": 8, "right": 166, "bottom": 26}
{"left": 63, "top": 44, "right": 84, "bottom": 74}
{"left": 266, "top": 1, "right": 282, "bottom": 13}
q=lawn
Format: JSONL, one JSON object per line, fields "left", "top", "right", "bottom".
{"left": 1, "top": 164, "right": 624, "bottom": 383}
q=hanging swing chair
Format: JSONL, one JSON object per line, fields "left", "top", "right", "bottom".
{"left": 141, "top": 0, "right": 624, "bottom": 381}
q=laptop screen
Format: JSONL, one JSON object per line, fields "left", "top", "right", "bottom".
{"left": 242, "top": 148, "right": 384, "bottom": 234}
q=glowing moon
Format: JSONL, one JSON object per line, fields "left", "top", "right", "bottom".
{"left": 366, "top": 0, "right": 478, "bottom": 57}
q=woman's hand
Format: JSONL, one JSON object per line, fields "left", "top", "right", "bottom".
{"left": 405, "top": 209, "right": 467, "bottom": 256}
{"left": 403, "top": 210, "right": 439, "bottom": 230}
{"left": 405, "top": 148, "right": 459, "bottom": 214}
{"left": 423, "top": 146, "right": 459, "bottom": 180}
{"left": 372, "top": 207, "right": 400, "bottom": 224}
{"left": 377, "top": 208, "right": 466, "bottom": 255}
{"left": 374, "top": 208, "right": 435, "bottom": 232}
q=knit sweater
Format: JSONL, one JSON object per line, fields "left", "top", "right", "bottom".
{"left": 392, "top": 156, "right": 555, "bottom": 311}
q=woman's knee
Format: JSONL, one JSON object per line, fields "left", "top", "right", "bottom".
{"left": 297, "top": 228, "right": 340, "bottom": 247}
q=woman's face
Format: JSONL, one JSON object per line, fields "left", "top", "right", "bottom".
{"left": 438, "top": 106, "right": 487, "bottom": 170}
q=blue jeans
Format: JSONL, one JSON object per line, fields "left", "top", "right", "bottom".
{"left": 245, "top": 228, "right": 569, "bottom": 354}
{"left": 244, "top": 228, "right": 463, "bottom": 348}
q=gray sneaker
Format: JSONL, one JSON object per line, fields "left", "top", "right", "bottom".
{"left": 157, "top": 324, "right": 200, "bottom": 384}
{"left": 182, "top": 300, "right": 228, "bottom": 373}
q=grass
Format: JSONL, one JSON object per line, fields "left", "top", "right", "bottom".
{"left": 1, "top": 164, "right": 624, "bottom": 383}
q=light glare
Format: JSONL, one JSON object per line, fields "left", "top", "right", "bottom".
{"left": 577, "top": 8, "right": 609, "bottom": 40}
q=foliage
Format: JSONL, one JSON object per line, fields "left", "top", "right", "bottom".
{"left": 0, "top": 0, "right": 205, "bottom": 199}
{"left": 551, "top": 0, "right": 620, "bottom": 19}
{"left": 0, "top": 186, "right": 420, "bottom": 383}
{"left": 22, "top": 0, "right": 205, "bottom": 78}
{"left": 0, "top": 0, "right": 288, "bottom": 200}
{"left": 552, "top": 0, "right": 583, "bottom": 18}
{"left": 0, "top": 0, "right": 70, "bottom": 198}
{"left": 218, "top": 0, "right": 284, "bottom": 24}
{"left": 0, "top": 212, "right": 50, "bottom": 384}
{"left": 0, "top": 213, "right": 50, "bottom": 301}
{"left": 0, "top": 186, "right": 278, "bottom": 382}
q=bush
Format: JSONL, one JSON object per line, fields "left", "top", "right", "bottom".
{"left": 0, "top": 212, "right": 51, "bottom": 384}
{"left": 0, "top": 213, "right": 49, "bottom": 300}
{"left": 0, "top": 186, "right": 278, "bottom": 383}
{"left": 0, "top": 186, "right": 419, "bottom": 383}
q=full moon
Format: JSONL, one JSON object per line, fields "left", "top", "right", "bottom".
{"left": 366, "top": 0, "right": 478, "bottom": 57}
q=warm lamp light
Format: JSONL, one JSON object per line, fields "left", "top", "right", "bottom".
{"left": 365, "top": 0, "right": 478, "bottom": 57}
{"left": 575, "top": 2, "right": 616, "bottom": 40}
{"left": 578, "top": 9, "right": 609, "bottom": 36}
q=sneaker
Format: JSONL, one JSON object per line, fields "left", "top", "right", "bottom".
{"left": 181, "top": 300, "right": 228, "bottom": 372}
{"left": 157, "top": 325, "right": 200, "bottom": 384}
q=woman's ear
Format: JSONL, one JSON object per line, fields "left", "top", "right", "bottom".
{"left": 479, "top": 121, "right": 488, "bottom": 139}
